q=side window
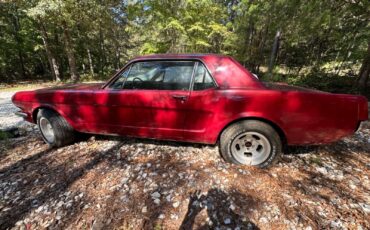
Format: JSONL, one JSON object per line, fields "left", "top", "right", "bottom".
{"left": 123, "top": 61, "right": 195, "bottom": 90}
{"left": 109, "top": 67, "right": 130, "bottom": 89}
{"left": 193, "top": 62, "right": 216, "bottom": 90}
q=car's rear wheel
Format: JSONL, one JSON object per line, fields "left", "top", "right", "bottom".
{"left": 37, "top": 109, "right": 76, "bottom": 147}
{"left": 220, "top": 120, "right": 282, "bottom": 168}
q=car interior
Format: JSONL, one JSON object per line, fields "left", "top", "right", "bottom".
{"left": 109, "top": 61, "right": 216, "bottom": 91}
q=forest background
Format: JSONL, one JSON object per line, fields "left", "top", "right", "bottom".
{"left": 1, "top": 0, "right": 369, "bottom": 97}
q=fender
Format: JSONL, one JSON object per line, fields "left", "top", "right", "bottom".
{"left": 31, "top": 103, "right": 78, "bottom": 131}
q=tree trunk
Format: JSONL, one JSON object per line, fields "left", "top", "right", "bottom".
{"left": 99, "top": 27, "right": 106, "bottom": 74}
{"left": 115, "top": 42, "right": 121, "bottom": 70}
{"left": 257, "top": 25, "right": 269, "bottom": 73}
{"left": 37, "top": 53, "right": 47, "bottom": 76}
{"left": 17, "top": 50, "right": 26, "bottom": 79}
{"left": 39, "top": 21, "right": 61, "bottom": 82}
{"left": 357, "top": 41, "right": 370, "bottom": 92}
{"left": 62, "top": 21, "right": 79, "bottom": 82}
{"left": 11, "top": 10, "right": 26, "bottom": 79}
{"left": 268, "top": 30, "right": 281, "bottom": 77}
{"left": 87, "top": 48, "right": 95, "bottom": 77}
{"left": 336, "top": 33, "right": 358, "bottom": 75}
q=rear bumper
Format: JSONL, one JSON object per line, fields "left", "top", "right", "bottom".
{"left": 358, "top": 97, "right": 368, "bottom": 121}
{"left": 355, "top": 121, "right": 365, "bottom": 132}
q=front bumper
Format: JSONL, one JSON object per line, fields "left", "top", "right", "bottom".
{"left": 15, "top": 111, "right": 28, "bottom": 118}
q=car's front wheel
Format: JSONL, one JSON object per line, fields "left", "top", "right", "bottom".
{"left": 37, "top": 109, "right": 76, "bottom": 147}
{"left": 220, "top": 120, "right": 282, "bottom": 168}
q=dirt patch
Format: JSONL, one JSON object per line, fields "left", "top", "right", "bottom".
{"left": 0, "top": 122, "right": 369, "bottom": 229}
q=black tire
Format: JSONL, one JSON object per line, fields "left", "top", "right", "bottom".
{"left": 37, "top": 109, "right": 76, "bottom": 147}
{"left": 220, "top": 120, "right": 282, "bottom": 168}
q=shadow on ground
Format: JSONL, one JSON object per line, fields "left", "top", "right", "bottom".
{"left": 0, "top": 123, "right": 369, "bottom": 229}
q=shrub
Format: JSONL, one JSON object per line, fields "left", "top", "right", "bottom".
{"left": 262, "top": 71, "right": 362, "bottom": 96}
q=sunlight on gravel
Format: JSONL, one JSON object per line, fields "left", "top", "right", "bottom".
{"left": 0, "top": 92, "right": 24, "bottom": 130}
{"left": 0, "top": 121, "right": 369, "bottom": 229}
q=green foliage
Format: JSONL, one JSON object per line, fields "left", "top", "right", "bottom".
{"left": 135, "top": 0, "right": 230, "bottom": 54}
{"left": 265, "top": 71, "right": 357, "bottom": 95}
{"left": 297, "top": 74, "right": 356, "bottom": 94}
{"left": 0, "top": 0, "right": 369, "bottom": 94}
{"left": 0, "top": 131, "right": 10, "bottom": 140}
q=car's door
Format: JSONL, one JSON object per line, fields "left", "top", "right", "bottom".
{"left": 182, "top": 62, "right": 220, "bottom": 143}
{"left": 86, "top": 65, "right": 154, "bottom": 137}
{"left": 150, "top": 61, "right": 196, "bottom": 140}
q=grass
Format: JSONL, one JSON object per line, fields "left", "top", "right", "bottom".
{"left": 309, "top": 156, "right": 323, "bottom": 166}
{"left": 0, "top": 130, "right": 10, "bottom": 140}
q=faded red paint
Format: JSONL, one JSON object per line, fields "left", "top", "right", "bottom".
{"left": 12, "top": 54, "right": 368, "bottom": 145}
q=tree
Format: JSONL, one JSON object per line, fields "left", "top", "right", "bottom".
{"left": 61, "top": 20, "right": 79, "bottom": 82}
{"left": 37, "top": 20, "right": 61, "bottom": 81}
{"left": 0, "top": 0, "right": 368, "bottom": 97}
{"left": 26, "top": 0, "right": 81, "bottom": 82}
{"left": 357, "top": 41, "right": 370, "bottom": 92}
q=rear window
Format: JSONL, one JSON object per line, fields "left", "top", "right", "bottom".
{"left": 193, "top": 63, "right": 216, "bottom": 90}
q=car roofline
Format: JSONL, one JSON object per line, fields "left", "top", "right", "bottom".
{"left": 132, "top": 53, "right": 230, "bottom": 60}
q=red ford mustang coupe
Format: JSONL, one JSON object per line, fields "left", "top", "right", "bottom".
{"left": 12, "top": 54, "right": 368, "bottom": 167}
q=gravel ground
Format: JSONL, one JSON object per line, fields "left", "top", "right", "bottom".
{"left": 0, "top": 91, "right": 369, "bottom": 230}
{"left": 0, "top": 92, "right": 33, "bottom": 131}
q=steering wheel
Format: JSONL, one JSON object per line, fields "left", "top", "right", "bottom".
{"left": 133, "top": 77, "right": 143, "bottom": 82}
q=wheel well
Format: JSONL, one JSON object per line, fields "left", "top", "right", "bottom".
{"left": 32, "top": 107, "right": 58, "bottom": 123}
{"left": 218, "top": 117, "right": 287, "bottom": 147}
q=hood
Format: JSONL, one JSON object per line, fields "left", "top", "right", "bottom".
{"left": 36, "top": 82, "right": 105, "bottom": 91}
{"left": 11, "top": 82, "right": 105, "bottom": 107}
{"left": 263, "top": 82, "right": 325, "bottom": 93}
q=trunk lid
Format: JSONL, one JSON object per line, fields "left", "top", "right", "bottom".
{"left": 263, "top": 82, "right": 325, "bottom": 93}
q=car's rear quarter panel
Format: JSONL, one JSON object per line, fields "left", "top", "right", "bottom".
{"left": 276, "top": 91, "right": 360, "bottom": 144}
{"left": 206, "top": 90, "right": 361, "bottom": 145}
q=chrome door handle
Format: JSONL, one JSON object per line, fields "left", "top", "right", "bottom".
{"left": 229, "top": 96, "right": 247, "bottom": 101}
{"left": 171, "top": 95, "right": 188, "bottom": 100}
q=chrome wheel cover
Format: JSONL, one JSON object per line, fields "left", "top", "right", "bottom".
{"left": 39, "top": 117, "right": 55, "bottom": 143}
{"left": 230, "top": 131, "right": 271, "bottom": 165}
